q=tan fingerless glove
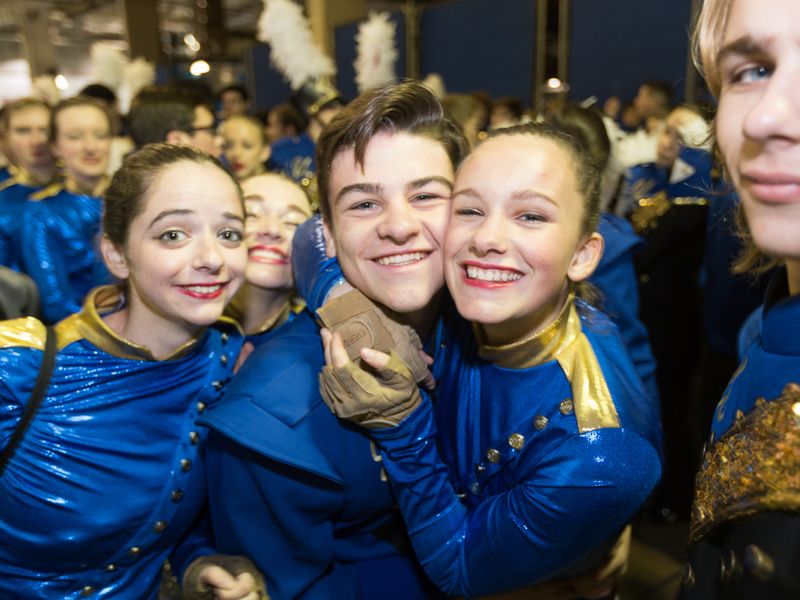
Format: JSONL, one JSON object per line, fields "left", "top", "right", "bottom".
{"left": 182, "top": 554, "right": 268, "bottom": 600}
{"left": 319, "top": 349, "right": 421, "bottom": 429}
{"left": 316, "top": 289, "right": 430, "bottom": 385}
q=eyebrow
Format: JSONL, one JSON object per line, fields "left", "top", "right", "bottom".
{"left": 717, "top": 35, "right": 770, "bottom": 65}
{"left": 334, "top": 182, "right": 382, "bottom": 205}
{"left": 147, "top": 208, "right": 243, "bottom": 230}
{"left": 405, "top": 176, "right": 453, "bottom": 193}
{"left": 452, "top": 188, "right": 555, "bottom": 205}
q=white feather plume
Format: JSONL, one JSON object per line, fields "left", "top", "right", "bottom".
{"left": 257, "top": 0, "right": 335, "bottom": 90}
{"left": 118, "top": 57, "right": 156, "bottom": 114}
{"left": 354, "top": 12, "right": 397, "bottom": 93}
{"left": 90, "top": 42, "right": 128, "bottom": 91}
{"left": 31, "top": 75, "right": 60, "bottom": 105}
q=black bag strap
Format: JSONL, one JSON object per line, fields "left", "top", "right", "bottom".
{"left": 0, "top": 325, "right": 56, "bottom": 476}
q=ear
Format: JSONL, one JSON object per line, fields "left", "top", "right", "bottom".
{"left": 101, "top": 235, "right": 130, "bottom": 280}
{"left": 166, "top": 130, "right": 190, "bottom": 145}
{"left": 567, "top": 232, "right": 604, "bottom": 283}
{"left": 321, "top": 219, "right": 336, "bottom": 258}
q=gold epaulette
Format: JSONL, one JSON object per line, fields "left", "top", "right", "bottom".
{"left": 690, "top": 383, "right": 800, "bottom": 545}
{"left": 28, "top": 182, "right": 63, "bottom": 202}
{"left": 0, "top": 317, "right": 47, "bottom": 350}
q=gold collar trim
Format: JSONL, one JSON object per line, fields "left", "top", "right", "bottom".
{"left": 56, "top": 285, "right": 205, "bottom": 360}
{"left": 477, "top": 296, "right": 620, "bottom": 433}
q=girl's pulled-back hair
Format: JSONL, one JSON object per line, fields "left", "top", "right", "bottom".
{"left": 316, "top": 79, "right": 469, "bottom": 222}
{"left": 485, "top": 122, "right": 602, "bottom": 236}
{"left": 103, "top": 143, "right": 241, "bottom": 248}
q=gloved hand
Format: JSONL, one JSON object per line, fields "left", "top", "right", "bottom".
{"left": 319, "top": 348, "right": 421, "bottom": 430}
{"left": 316, "top": 288, "right": 431, "bottom": 387}
{"left": 183, "top": 554, "right": 268, "bottom": 600}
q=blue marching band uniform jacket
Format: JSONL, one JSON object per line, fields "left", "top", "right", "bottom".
{"left": 23, "top": 183, "right": 110, "bottom": 324}
{"left": 0, "top": 286, "right": 242, "bottom": 599}
{"left": 199, "top": 309, "right": 438, "bottom": 600}
{"left": 684, "top": 268, "right": 800, "bottom": 598}
{"left": 0, "top": 168, "right": 48, "bottom": 271}
{"left": 367, "top": 295, "right": 662, "bottom": 597}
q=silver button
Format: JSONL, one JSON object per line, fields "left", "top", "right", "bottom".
{"left": 221, "top": 332, "right": 229, "bottom": 344}
{"left": 212, "top": 380, "right": 223, "bottom": 391}
{"left": 81, "top": 586, "right": 94, "bottom": 597}
{"left": 220, "top": 354, "right": 229, "bottom": 365}
{"left": 106, "top": 564, "right": 116, "bottom": 572}
{"left": 171, "top": 489, "right": 184, "bottom": 503}
{"left": 196, "top": 402, "right": 206, "bottom": 413}
{"left": 128, "top": 546, "right": 141, "bottom": 557}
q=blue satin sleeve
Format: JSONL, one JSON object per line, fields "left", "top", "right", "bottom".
{"left": 371, "top": 398, "right": 660, "bottom": 597}
{"left": 23, "top": 202, "right": 84, "bottom": 322}
{"left": 291, "top": 215, "right": 344, "bottom": 313}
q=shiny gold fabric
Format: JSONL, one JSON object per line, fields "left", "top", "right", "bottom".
{"left": 690, "top": 383, "right": 800, "bottom": 544}
{"left": 477, "top": 295, "right": 620, "bottom": 433}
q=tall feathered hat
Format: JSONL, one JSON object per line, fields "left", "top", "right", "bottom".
{"left": 257, "top": 0, "right": 342, "bottom": 119}
{"left": 354, "top": 12, "right": 397, "bottom": 93}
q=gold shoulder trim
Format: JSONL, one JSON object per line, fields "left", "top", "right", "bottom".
{"left": 477, "top": 296, "right": 620, "bottom": 432}
{"left": 555, "top": 307, "right": 621, "bottom": 432}
{"left": 216, "top": 314, "right": 244, "bottom": 336}
{"left": 0, "top": 177, "right": 17, "bottom": 193}
{"left": 29, "top": 182, "right": 63, "bottom": 202}
{"left": 0, "top": 317, "right": 47, "bottom": 350}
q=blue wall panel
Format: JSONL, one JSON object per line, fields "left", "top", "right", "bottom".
{"left": 569, "top": 0, "right": 693, "bottom": 104}
{"left": 246, "top": 43, "right": 295, "bottom": 110}
{"left": 335, "top": 11, "right": 406, "bottom": 102}
{"left": 420, "top": 0, "right": 536, "bottom": 104}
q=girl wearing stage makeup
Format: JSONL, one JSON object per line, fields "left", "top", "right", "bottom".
{"left": 0, "top": 144, "right": 262, "bottom": 599}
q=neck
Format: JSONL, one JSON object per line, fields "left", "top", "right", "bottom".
{"left": 19, "top": 164, "right": 53, "bottom": 186}
{"left": 103, "top": 304, "right": 202, "bottom": 361}
{"left": 480, "top": 286, "right": 570, "bottom": 347}
{"left": 787, "top": 259, "right": 800, "bottom": 296}
{"left": 235, "top": 283, "right": 292, "bottom": 334}
{"left": 401, "top": 291, "right": 443, "bottom": 343}
{"left": 66, "top": 173, "right": 107, "bottom": 197}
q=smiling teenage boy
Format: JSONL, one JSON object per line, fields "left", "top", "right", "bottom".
{"left": 199, "top": 80, "right": 467, "bottom": 600}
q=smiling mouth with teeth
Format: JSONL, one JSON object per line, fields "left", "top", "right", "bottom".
{"left": 465, "top": 266, "right": 523, "bottom": 283}
{"left": 178, "top": 283, "right": 228, "bottom": 299}
{"left": 374, "top": 251, "right": 428, "bottom": 266}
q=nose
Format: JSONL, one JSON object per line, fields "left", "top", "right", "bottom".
{"left": 192, "top": 233, "right": 224, "bottom": 272}
{"left": 376, "top": 199, "right": 420, "bottom": 244}
{"left": 469, "top": 213, "right": 507, "bottom": 256}
{"left": 742, "top": 66, "right": 800, "bottom": 143}
{"left": 255, "top": 213, "right": 283, "bottom": 241}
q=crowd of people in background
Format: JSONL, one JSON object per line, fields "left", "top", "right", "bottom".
{"left": 0, "top": 0, "right": 797, "bottom": 597}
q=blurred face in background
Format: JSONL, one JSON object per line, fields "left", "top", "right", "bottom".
{"left": 7, "top": 106, "right": 52, "bottom": 175}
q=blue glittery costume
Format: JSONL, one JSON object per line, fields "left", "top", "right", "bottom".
{"left": 224, "top": 295, "right": 305, "bottom": 348}
{"left": 23, "top": 184, "right": 110, "bottom": 323}
{"left": 0, "top": 286, "right": 242, "bottom": 599}
{"left": 0, "top": 170, "right": 46, "bottom": 270}
{"left": 200, "top": 309, "right": 438, "bottom": 600}
{"left": 363, "top": 296, "right": 662, "bottom": 597}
